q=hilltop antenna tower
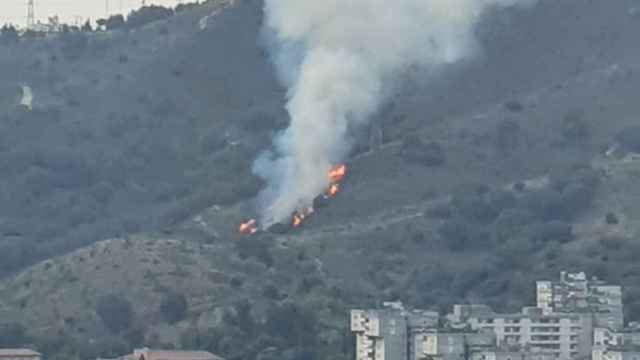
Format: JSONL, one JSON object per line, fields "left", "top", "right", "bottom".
{"left": 27, "top": 0, "right": 35, "bottom": 29}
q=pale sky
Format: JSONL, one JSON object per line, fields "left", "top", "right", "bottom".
{"left": 1, "top": 0, "right": 186, "bottom": 27}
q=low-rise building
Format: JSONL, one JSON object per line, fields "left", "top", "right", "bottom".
{"left": 0, "top": 349, "right": 41, "bottom": 360}
{"left": 123, "top": 348, "right": 224, "bottom": 360}
{"left": 593, "top": 326, "right": 640, "bottom": 360}
{"left": 592, "top": 346, "right": 640, "bottom": 360}
{"left": 351, "top": 302, "right": 440, "bottom": 360}
{"left": 449, "top": 304, "right": 590, "bottom": 360}
{"left": 350, "top": 271, "right": 631, "bottom": 360}
{"left": 412, "top": 329, "right": 494, "bottom": 360}
{"left": 536, "top": 271, "right": 623, "bottom": 330}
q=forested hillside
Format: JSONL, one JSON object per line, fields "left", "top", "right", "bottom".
{"left": 2, "top": 1, "right": 640, "bottom": 360}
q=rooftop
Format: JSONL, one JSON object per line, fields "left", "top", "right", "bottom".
{"left": 127, "top": 349, "right": 224, "bottom": 360}
{"left": 0, "top": 349, "right": 41, "bottom": 357}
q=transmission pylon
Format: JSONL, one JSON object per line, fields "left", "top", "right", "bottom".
{"left": 27, "top": 0, "right": 35, "bottom": 29}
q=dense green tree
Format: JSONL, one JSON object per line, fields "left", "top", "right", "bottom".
{"left": 401, "top": 135, "right": 446, "bottom": 166}
{"left": 561, "top": 110, "right": 590, "bottom": 142}
{"left": 438, "top": 219, "right": 471, "bottom": 251}
{"left": 616, "top": 126, "right": 640, "bottom": 153}
{"left": 81, "top": 20, "right": 93, "bottom": 32}
{"left": 0, "top": 323, "right": 29, "bottom": 347}
{"left": 127, "top": 6, "right": 174, "bottom": 29}
{"left": 0, "top": 25, "right": 19, "bottom": 44}
{"left": 265, "top": 303, "right": 318, "bottom": 348}
{"left": 495, "top": 119, "right": 521, "bottom": 154}
{"left": 96, "top": 294, "right": 134, "bottom": 333}
{"left": 160, "top": 292, "right": 188, "bottom": 324}
{"left": 105, "top": 15, "right": 126, "bottom": 30}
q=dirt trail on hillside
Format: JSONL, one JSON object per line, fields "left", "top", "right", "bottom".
{"left": 277, "top": 195, "right": 450, "bottom": 245}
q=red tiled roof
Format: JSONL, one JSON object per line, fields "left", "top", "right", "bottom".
{"left": 0, "top": 349, "right": 41, "bottom": 357}
{"left": 127, "top": 350, "right": 223, "bottom": 360}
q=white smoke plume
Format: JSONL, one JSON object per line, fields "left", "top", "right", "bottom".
{"left": 254, "top": 0, "right": 536, "bottom": 226}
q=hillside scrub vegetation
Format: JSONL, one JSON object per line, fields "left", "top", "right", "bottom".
{"left": 3, "top": 1, "right": 640, "bottom": 360}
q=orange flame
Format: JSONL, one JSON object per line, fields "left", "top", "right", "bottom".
{"left": 292, "top": 207, "right": 314, "bottom": 228}
{"left": 292, "top": 214, "right": 303, "bottom": 228}
{"left": 326, "top": 183, "right": 340, "bottom": 198}
{"left": 328, "top": 164, "right": 347, "bottom": 183}
{"left": 239, "top": 219, "right": 258, "bottom": 235}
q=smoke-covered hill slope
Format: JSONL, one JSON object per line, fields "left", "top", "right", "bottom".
{"left": 3, "top": 1, "right": 640, "bottom": 360}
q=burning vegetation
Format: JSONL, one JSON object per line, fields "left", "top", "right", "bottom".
{"left": 238, "top": 164, "right": 348, "bottom": 234}
{"left": 291, "top": 207, "right": 315, "bottom": 228}
{"left": 238, "top": 219, "right": 258, "bottom": 235}
{"left": 328, "top": 164, "right": 347, "bottom": 183}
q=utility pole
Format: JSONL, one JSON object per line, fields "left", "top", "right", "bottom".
{"left": 27, "top": 0, "right": 35, "bottom": 29}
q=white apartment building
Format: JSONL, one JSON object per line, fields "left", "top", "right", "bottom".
{"left": 451, "top": 304, "right": 588, "bottom": 360}
{"left": 350, "top": 272, "right": 636, "bottom": 360}
{"left": 536, "top": 271, "right": 623, "bottom": 330}
{"left": 592, "top": 327, "right": 640, "bottom": 360}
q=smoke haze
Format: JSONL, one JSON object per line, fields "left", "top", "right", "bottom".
{"left": 254, "top": 0, "right": 536, "bottom": 226}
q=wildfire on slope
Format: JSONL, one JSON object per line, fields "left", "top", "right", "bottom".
{"left": 325, "top": 183, "right": 340, "bottom": 198}
{"left": 237, "top": 164, "right": 348, "bottom": 234}
{"left": 291, "top": 207, "right": 314, "bottom": 228}
{"left": 328, "top": 164, "right": 347, "bottom": 183}
{"left": 238, "top": 219, "right": 258, "bottom": 235}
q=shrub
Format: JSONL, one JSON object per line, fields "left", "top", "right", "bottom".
{"left": 606, "top": 212, "right": 619, "bottom": 225}
{"left": 105, "top": 15, "right": 126, "bottom": 30}
{"left": 425, "top": 203, "right": 452, "bottom": 219}
{"left": 240, "top": 111, "right": 279, "bottom": 131}
{"left": 487, "top": 189, "right": 517, "bottom": 212}
{"left": 494, "top": 209, "right": 534, "bottom": 243}
{"left": 401, "top": 134, "right": 445, "bottom": 166}
{"left": 438, "top": 220, "right": 470, "bottom": 251}
{"left": 599, "top": 236, "right": 625, "bottom": 251}
{"left": 0, "top": 323, "right": 29, "bottom": 347}
{"left": 176, "top": 3, "right": 200, "bottom": 13}
{"left": 495, "top": 119, "right": 521, "bottom": 154}
{"left": 265, "top": 303, "right": 318, "bottom": 347}
{"left": 528, "top": 221, "right": 573, "bottom": 244}
{"left": 127, "top": 6, "right": 174, "bottom": 29}
{"left": 504, "top": 100, "right": 524, "bottom": 112}
{"left": 235, "top": 235, "right": 274, "bottom": 267}
{"left": 233, "top": 299, "right": 255, "bottom": 335}
{"left": 81, "top": 20, "right": 93, "bottom": 32}
{"left": 0, "top": 25, "right": 19, "bottom": 45}
{"left": 561, "top": 110, "right": 590, "bottom": 142}
{"left": 262, "top": 284, "right": 281, "bottom": 300}
{"left": 96, "top": 294, "right": 134, "bottom": 333}
{"left": 160, "top": 293, "right": 188, "bottom": 324}
{"left": 267, "top": 222, "right": 290, "bottom": 234}
{"left": 520, "top": 189, "right": 565, "bottom": 221}
{"left": 451, "top": 193, "right": 499, "bottom": 224}
{"left": 616, "top": 126, "right": 640, "bottom": 153}
{"left": 230, "top": 277, "right": 244, "bottom": 288}
{"left": 60, "top": 31, "right": 89, "bottom": 60}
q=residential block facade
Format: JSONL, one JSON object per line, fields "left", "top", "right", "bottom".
{"left": 350, "top": 272, "right": 639, "bottom": 360}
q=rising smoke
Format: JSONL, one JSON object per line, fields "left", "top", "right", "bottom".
{"left": 254, "top": 0, "right": 536, "bottom": 226}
